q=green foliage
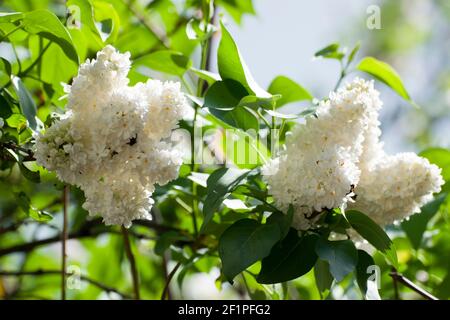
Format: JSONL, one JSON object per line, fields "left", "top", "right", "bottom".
{"left": 202, "top": 167, "right": 250, "bottom": 231}
{"left": 11, "top": 76, "right": 37, "bottom": 130}
{"left": 314, "top": 259, "right": 333, "bottom": 296}
{"left": 355, "top": 249, "right": 375, "bottom": 296}
{"left": 268, "top": 76, "right": 313, "bottom": 108}
{"left": 314, "top": 43, "right": 345, "bottom": 60}
{"left": 346, "top": 210, "right": 398, "bottom": 268}
{"left": 219, "top": 218, "right": 280, "bottom": 282}
{"left": 135, "top": 50, "right": 192, "bottom": 76}
{"left": 257, "top": 230, "right": 319, "bottom": 284}
{"left": 0, "top": 0, "right": 448, "bottom": 301}
{"left": 357, "top": 56, "right": 414, "bottom": 105}
{"left": 217, "top": 21, "right": 269, "bottom": 98}
{"left": 315, "top": 238, "right": 358, "bottom": 282}
{"left": 401, "top": 193, "right": 447, "bottom": 249}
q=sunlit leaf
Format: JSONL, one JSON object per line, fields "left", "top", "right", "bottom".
{"left": 219, "top": 218, "right": 280, "bottom": 282}
{"left": 357, "top": 56, "right": 414, "bottom": 105}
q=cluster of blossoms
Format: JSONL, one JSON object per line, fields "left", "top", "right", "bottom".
{"left": 263, "top": 78, "right": 444, "bottom": 230}
{"left": 35, "top": 46, "right": 188, "bottom": 227}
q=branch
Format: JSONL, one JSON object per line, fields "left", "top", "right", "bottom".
{"left": 0, "top": 219, "right": 101, "bottom": 257}
{"left": 0, "top": 269, "right": 132, "bottom": 299}
{"left": 390, "top": 270, "right": 438, "bottom": 300}
{"left": 391, "top": 267, "right": 400, "bottom": 300}
{"left": 0, "top": 141, "right": 35, "bottom": 162}
{"left": 61, "top": 185, "right": 69, "bottom": 300}
{"left": 132, "top": 18, "right": 187, "bottom": 60}
{"left": 121, "top": 226, "right": 140, "bottom": 300}
{"left": 124, "top": 0, "right": 169, "bottom": 48}
{"left": 0, "top": 219, "right": 192, "bottom": 258}
{"left": 161, "top": 262, "right": 181, "bottom": 300}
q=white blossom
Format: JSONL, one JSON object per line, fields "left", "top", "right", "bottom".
{"left": 35, "top": 45, "right": 188, "bottom": 227}
{"left": 349, "top": 152, "right": 444, "bottom": 225}
{"left": 263, "top": 78, "right": 444, "bottom": 230}
{"left": 263, "top": 78, "right": 381, "bottom": 230}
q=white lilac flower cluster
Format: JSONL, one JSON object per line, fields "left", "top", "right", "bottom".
{"left": 35, "top": 45, "right": 188, "bottom": 227}
{"left": 263, "top": 78, "right": 444, "bottom": 230}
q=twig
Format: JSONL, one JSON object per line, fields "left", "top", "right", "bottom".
{"left": 18, "top": 42, "right": 52, "bottom": 78}
{"left": 121, "top": 226, "right": 140, "bottom": 300}
{"left": 0, "top": 269, "right": 132, "bottom": 299}
{"left": 161, "top": 262, "right": 181, "bottom": 300}
{"left": 161, "top": 254, "right": 172, "bottom": 300}
{"left": 0, "top": 141, "right": 35, "bottom": 162}
{"left": 0, "top": 219, "right": 192, "bottom": 258}
{"left": 391, "top": 267, "right": 400, "bottom": 300}
{"left": 124, "top": 0, "right": 169, "bottom": 48}
{"left": 0, "top": 24, "right": 23, "bottom": 42}
{"left": 389, "top": 269, "right": 438, "bottom": 300}
{"left": 190, "top": 1, "right": 217, "bottom": 237}
{"left": 61, "top": 185, "right": 69, "bottom": 300}
{"left": 132, "top": 19, "right": 187, "bottom": 60}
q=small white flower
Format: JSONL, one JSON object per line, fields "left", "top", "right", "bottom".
{"left": 349, "top": 152, "right": 444, "bottom": 225}
{"left": 35, "top": 45, "right": 189, "bottom": 227}
{"left": 263, "top": 78, "right": 444, "bottom": 230}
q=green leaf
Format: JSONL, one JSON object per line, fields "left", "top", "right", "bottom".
{"left": 13, "top": 191, "right": 51, "bottom": 221}
{"left": 5, "top": 113, "right": 27, "bottom": 132}
{"left": 201, "top": 167, "right": 251, "bottom": 232}
{"left": 345, "top": 210, "right": 398, "bottom": 268}
{"left": 264, "top": 109, "right": 298, "bottom": 119}
{"left": 266, "top": 205, "right": 294, "bottom": 240}
{"left": 39, "top": 40, "right": 78, "bottom": 94}
{"left": 136, "top": 50, "right": 192, "bottom": 76}
{"left": 67, "top": 0, "right": 101, "bottom": 36}
{"left": 314, "top": 259, "right": 334, "bottom": 296}
{"left": 190, "top": 67, "right": 221, "bottom": 85}
{"left": 218, "top": 21, "right": 269, "bottom": 97}
{"left": 314, "top": 43, "right": 344, "bottom": 60}
{"left": 0, "top": 57, "right": 12, "bottom": 76}
{"left": 420, "top": 148, "right": 450, "bottom": 181}
{"left": 0, "top": 12, "right": 23, "bottom": 23}
{"left": 19, "top": 162, "right": 40, "bottom": 183}
{"left": 92, "top": 1, "right": 120, "bottom": 43}
{"left": 204, "top": 80, "right": 259, "bottom": 131}
{"left": 0, "top": 94, "right": 13, "bottom": 119}
{"left": 237, "top": 95, "right": 280, "bottom": 110}
{"left": 66, "top": 0, "right": 104, "bottom": 58}
{"left": 212, "top": 106, "right": 259, "bottom": 132}
{"left": 268, "top": 76, "right": 313, "bottom": 107}
{"left": 155, "top": 231, "right": 190, "bottom": 256}
{"left": 357, "top": 57, "right": 413, "bottom": 104}
{"left": 346, "top": 210, "right": 392, "bottom": 251}
{"left": 401, "top": 193, "right": 447, "bottom": 249}
{"left": 187, "top": 172, "right": 209, "bottom": 188}
{"left": 14, "top": 191, "right": 30, "bottom": 212}
{"left": 219, "top": 219, "right": 280, "bottom": 282}
{"left": 185, "top": 19, "right": 216, "bottom": 42}
{"left": 436, "top": 272, "right": 450, "bottom": 300}
{"left": 22, "top": 10, "right": 79, "bottom": 65}
{"left": 11, "top": 76, "right": 37, "bottom": 130}
{"left": 257, "top": 229, "right": 319, "bottom": 284}
{"left": 204, "top": 80, "right": 248, "bottom": 111}
{"left": 347, "top": 42, "right": 360, "bottom": 66}
{"left": 315, "top": 238, "right": 358, "bottom": 282}
{"left": 29, "top": 208, "right": 53, "bottom": 222}
{"left": 356, "top": 249, "right": 375, "bottom": 296}
{"left": 217, "top": 0, "right": 255, "bottom": 24}
{"left": 204, "top": 113, "right": 269, "bottom": 168}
